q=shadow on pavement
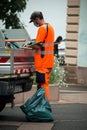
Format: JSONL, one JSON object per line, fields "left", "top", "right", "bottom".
{"left": 0, "top": 125, "right": 18, "bottom": 130}
{"left": 0, "top": 107, "right": 27, "bottom": 122}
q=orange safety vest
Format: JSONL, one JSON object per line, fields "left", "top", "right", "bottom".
{"left": 34, "top": 23, "right": 54, "bottom": 69}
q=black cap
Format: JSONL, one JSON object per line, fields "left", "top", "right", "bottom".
{"left": 29, "top": 11, "right": 43, "bottom": 23}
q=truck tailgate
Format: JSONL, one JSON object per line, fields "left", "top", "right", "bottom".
{"left": 0, "top": 48, "right": 34, "bottom": 74}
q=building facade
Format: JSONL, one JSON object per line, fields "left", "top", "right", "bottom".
{"left": 65, "top": 0, "right": 87, "bottom": 84}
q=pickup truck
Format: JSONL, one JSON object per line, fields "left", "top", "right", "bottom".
{"left": 0, "top": 29, "right": 35, "bottom": 112}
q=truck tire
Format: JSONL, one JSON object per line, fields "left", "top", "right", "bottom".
{"left": 0, "top": 100, "right": 6, "bottom": 112}
{"left": 0, "top": 98, "right": 6, "bottom": 112}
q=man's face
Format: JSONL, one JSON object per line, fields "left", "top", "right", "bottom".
{"left": 33, "top": 18, "right": 40, "bottom": 27}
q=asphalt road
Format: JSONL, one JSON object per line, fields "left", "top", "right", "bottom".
{"left": 52, "top": 103, "right": 87, "bottom": 130}
{"left": 0, "top": 103, "right": 87, "bottom": 130}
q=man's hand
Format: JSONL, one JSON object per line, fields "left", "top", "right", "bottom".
{"left": 22, "top": 41, "right": 42, "bottom": 49}
{"left": 29, "top": 41, "right": 42, "bottom": 49}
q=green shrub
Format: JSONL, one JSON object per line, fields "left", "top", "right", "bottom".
{"left": 49, "top": 57, "right": 67, "bottom": 87}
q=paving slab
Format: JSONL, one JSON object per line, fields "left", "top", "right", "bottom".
{"left": 17, "top": 122, "right": 53, "bottom": 130}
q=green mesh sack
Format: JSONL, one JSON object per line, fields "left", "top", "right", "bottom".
{"left": 20, "top": 88, "right": 54, "bottom": 122}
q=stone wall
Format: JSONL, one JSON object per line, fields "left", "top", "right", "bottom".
{"left": 65, "top": 0, "right": 80, "bottom": 84}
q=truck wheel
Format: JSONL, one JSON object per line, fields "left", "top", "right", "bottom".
{"left": 0, "top": 100, "right": 6, "bottom": 112}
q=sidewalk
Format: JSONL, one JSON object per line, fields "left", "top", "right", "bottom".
{"left": 16, "top": 85, "right": 87, "bottom": 130}
{"left": 16, "top": 84, "right": 87, "bottom": 130}
{"left": 1, "top": 85, "right": 87, "bottom": 130}
{"left": 59, "top": 85, "right": 87, "bottom": 104}
{"left": 51, "top": 85, "right": 87, "bottom": 130}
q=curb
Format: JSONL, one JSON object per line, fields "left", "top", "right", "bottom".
{"left": 14, "top": 84, "right": 60, "bottom": 105}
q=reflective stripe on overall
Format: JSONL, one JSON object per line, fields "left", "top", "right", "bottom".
{"left": 34, "top": 42, "right": 54, "bottom": 69}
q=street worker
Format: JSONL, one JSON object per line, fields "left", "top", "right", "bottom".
{"left": 29, "top": 11, "right": 55, "bottom": 100}
{"left": 54, "top": 36, "right": 63, "bottom": 58}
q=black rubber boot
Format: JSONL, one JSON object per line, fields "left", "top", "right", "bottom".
{"left": 37, "top": 84, "right": 41, "bottom": 90}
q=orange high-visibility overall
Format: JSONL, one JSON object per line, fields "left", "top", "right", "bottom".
{"left": 34, "top": 23, "right": 54, "bottom": 100}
